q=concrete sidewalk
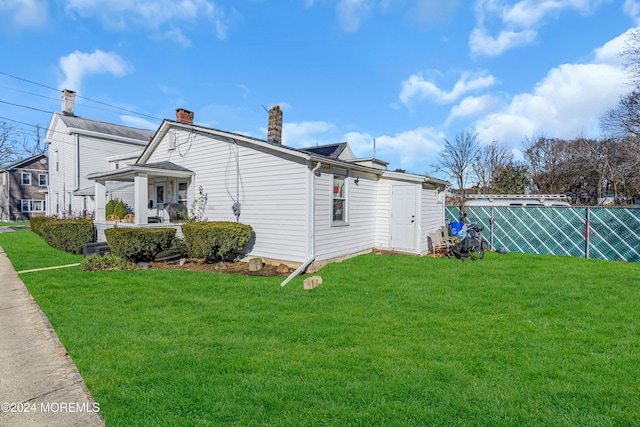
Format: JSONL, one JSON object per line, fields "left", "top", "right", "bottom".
{"left": 0, "top": 244, "right": 105, "bottom": 426}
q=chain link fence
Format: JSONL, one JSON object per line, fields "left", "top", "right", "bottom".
{"left": 446, "top": 206, "right": 640, "bottom": 262}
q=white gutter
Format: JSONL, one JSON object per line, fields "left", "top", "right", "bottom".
{"left": 281, "top": 161, "right": 321, "bottom": 287}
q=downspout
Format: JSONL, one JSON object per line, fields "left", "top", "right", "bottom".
{"left": 281, "top": 161, "right": 321, "bottom": 287}
{"left": 75, "top": 134, "right": 80, "bottom": 192}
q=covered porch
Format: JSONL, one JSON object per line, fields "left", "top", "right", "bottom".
{"left": 88, "top": 162, "right": 194, "bottom": 240}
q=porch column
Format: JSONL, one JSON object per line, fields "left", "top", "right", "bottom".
{"left": 134, "top": 173, "right": 149, "bottom": 225}
{"left": 95, "top": 180, "right": 106, "bottom": 221}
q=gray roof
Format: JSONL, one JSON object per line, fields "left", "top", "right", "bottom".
{"left": 137, "top": 161, "right": 194, "bottom": 173}
{"left": 75, "top": 182, "right": 134, "bottom": 196}
{"left": 57, "top": 113, "right": 155, "bottom": 143}
{"left": 0, "top": 153, "right": 47, "bottom": 171}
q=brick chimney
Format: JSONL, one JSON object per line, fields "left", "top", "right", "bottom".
{"left": 176, "top": 108, "right": 194, "bottom": 124}
{"left": 268, "top": 105, "right": 283, "bottom": 144}
{"left": 61, "top": 89, "right": 76, "bottom": 116}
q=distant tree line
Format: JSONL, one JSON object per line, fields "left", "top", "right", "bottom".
{"left": 434, "top": 29, "right": 640, "bottom": 206}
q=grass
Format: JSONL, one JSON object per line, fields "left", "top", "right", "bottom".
{"left": 2, "top": 229, "right": 640, "bottom": 426}
{"left": 0, "top": 221, "right": 29, "bottom": 226}
{"left": 0, "top": 228, "right": 82, "bottom": 271}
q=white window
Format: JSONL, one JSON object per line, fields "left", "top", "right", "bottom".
{"left": 54, "top": 150, "right": 59, "bottom": 173}
{"left": 20, "top": 199, "right": 46, "bottom": 212}
{"left": 332, "top": 173, "right": 348, "bottom": 224}
{"left": 21, "top": 173, "right": 31, "bottom": 186}
{"left": 38, "top": 174, "right": 48, "bottom": 186}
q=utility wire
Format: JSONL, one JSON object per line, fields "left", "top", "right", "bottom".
{"left": 0, "top": 71, "right": 163, "bottom": 122}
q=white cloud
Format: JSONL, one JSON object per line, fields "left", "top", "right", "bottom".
{"left": 474, "top": 62, "right": 626, "bottom": 147}
{"left": 446, "top": 94, "right": 500, "bottom": 125}
{"left": 625, "top": 0, "right": 640, "bottom": 24}
{"left": 58, "top": 50, "right": 133, "bottom": 92}
{"left": 64, "top": 0, "right": 230, "bottom": 41}
{"left": 469, "top": 16, "right": 635, "bottom": 149}
{"left": 0, "top": 0, "right": 47, "bottom": 31}
{"left": 336, "top": 0, "right": 370, "bottom": 32}
{"left": 400, "top": 70, "right": 497, "bottom": 106}
{"left": 469, "top": 27, "right": 537, "bottom": 57}
{"left": 345, "top": 128, "right": 444, "bottom": 171}
{"left": 471, "top": 0, "right": 609, "bottom": 56}
{"left": 120, "top": 115, "right": 158, "bottom": 130}
{"left": 281, "top": 121, "right": 338, "bottom": 147}
{"left": 164, "top": 27, "right": 192, "bottom": 47}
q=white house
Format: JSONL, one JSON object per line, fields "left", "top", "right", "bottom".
{"left": 88, "top": 106, "right": 449, "bottom": 276}
{"left": 44, "top": 90, "right": 155, "bottom": 216}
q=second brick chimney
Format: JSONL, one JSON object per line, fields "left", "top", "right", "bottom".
{"left": 61, "top": 89, "right": 76, "bottom": 116}
{"left": 268, "top": 105, "right": 283, "bottom": 144}
{"left": 176, "top": 108, "right": 194, "bottom": 124}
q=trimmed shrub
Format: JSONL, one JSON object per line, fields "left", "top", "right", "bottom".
{"left": 30, "top": 216, "right": 55, "bottom": 236}
{"left": 105, "top": 228, "right": 176, "bottom": 263}
{"left": 114, "top": 200, "right": 128, "bottom": 219}
{"left": 40, "top": 219, "right": 95, "bottom": 254}
{"left": 105, "top": 199, "right": 118, "bottom": 217}
{"left": 80, "top": 253, "right": 137, "bottom": 271}
{"left": 182, "top": 221, "right": 253, "bottom": 261}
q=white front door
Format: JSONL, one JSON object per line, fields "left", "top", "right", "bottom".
{"left": 391, "top": 185, "right": 417, "bottom": 251}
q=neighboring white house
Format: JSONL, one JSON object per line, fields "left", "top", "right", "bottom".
{"left": 44, "top": 90, "right": 155, "bottom": 216}
{"left": 88, "top": 106, "right": 449, "bottom": 273}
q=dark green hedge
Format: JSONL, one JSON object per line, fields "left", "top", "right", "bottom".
{"left": 182, "top": 221, "right": 253, "bottom": 261}
{"left": 40, "top": 219, "right": 95, "bottom": 254}
{"left": 105, "top": 228, "right": 176, "bottom": 262}
{"left": 30, "top": 216, "right": 55, "bottom": 236}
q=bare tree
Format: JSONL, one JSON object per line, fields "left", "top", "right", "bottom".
{"left": 433, "top": 130, "right": 480, "bottom": 209}
{"left": 472, "top": 141, "right": 514, "bottom": 192}
{"left": 600, "top": 90, "right": 640, "bottom": 138}
{"left": 621, "top": 28, "right": 640, "bottom": 87}
{"left": 0, "top": 123, "right": 19, "bottom": 166}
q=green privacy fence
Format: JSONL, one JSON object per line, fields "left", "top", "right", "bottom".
{"left": 446, "top": 206, "right": 640, "bottom": 262}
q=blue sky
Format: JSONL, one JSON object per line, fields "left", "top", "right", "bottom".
{"left": 0, "top": 0, "right": 638, "bottom": 177}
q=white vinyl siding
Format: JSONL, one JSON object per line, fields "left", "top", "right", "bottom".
{"left": 147, "top": 130, "right": 310, "bottom": 262}
{"left": 420, "top": 186, "right": 445, "bottom": 254}
{"left": 314, "top": 168, "right": 378, "bottom": 261}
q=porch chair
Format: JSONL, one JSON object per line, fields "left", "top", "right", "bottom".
{"left": 123, "top": 213, "right": 135, "bottom": 223}
{"left": 428, "top": 228, "right": 453, "bottom": 257}
{"left": 106, "top": 214, "right": 120, "bottom": 222}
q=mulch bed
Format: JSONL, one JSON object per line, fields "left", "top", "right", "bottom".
{"left": 148, "top": 258, "right": 291, "bottom": 277}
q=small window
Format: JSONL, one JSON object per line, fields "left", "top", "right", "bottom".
{"left": 21, "top": 173, "right": 31, "bottom": 186}
{"left": 38, "top": 174, "right": 48, "bottom": 186}
{"left": 19, "top": 199, "right": 46, "bottom": 212}
{"left": 332, "top": 174, "right": 347, "bottom": 224}
{"left": 54, "top": 150, "right": 59, "bottom": 172}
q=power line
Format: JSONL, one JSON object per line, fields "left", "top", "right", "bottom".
{"left": 0, "top": 71, "right": 164, "bottom": 122}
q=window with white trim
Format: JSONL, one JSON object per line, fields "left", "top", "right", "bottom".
{"left": 20, "top": 199, "right": 46, "bottom": 212}
{"left": 21, "top": 172, "right": 31, "bottom": 186}
{"left": 332, "top": 172, "right": 348, "bottom": 224}
{"left": 38, "top": 174, "right": 48, "bottom": 186}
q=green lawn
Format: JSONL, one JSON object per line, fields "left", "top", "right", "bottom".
{"left": 0, "top": 221, "right": 29, "bottom": 226}
{"left": 2, "top": 229, "right": 640, "bottom": 426}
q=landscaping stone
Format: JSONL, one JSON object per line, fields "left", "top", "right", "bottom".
{"left": 303, "top": 276, "right": 323, "bottom": 290}
{"left": 248, "top": 258, "right": 264, "bottom": 272}
{"left": 215, "top": 261, "right": 227, "bottom": 271}
{"left": 276, "top": 263, "right": 289, "bottom": 274}
{"left": 137, "top": 262, "right": 149, "bottom": 270}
